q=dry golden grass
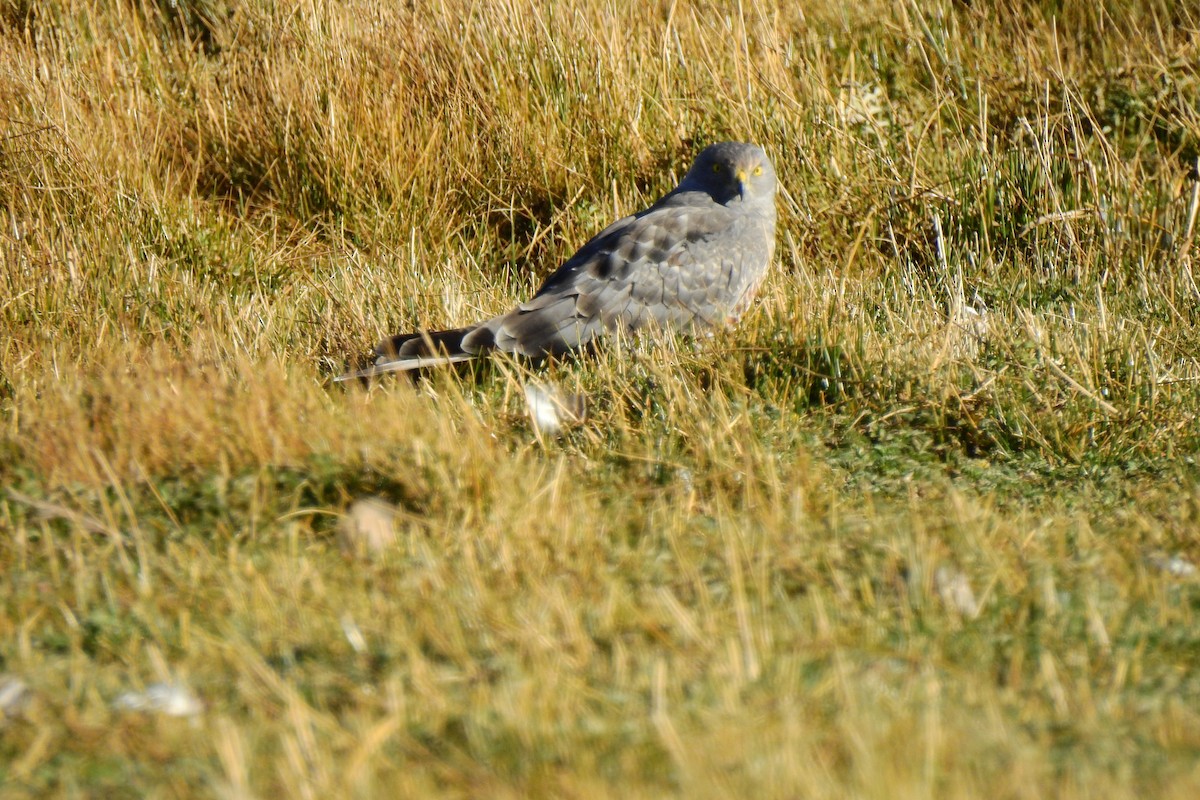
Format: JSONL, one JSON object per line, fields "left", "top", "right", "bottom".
{"left": 3, "top": 0, "right": 1200, "bottom": 797}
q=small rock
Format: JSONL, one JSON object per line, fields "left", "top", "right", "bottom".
{"left": 1146, "top": 552, "right": 1198, "bottom": 578}
{"left": 0, "top": 675, "right": 32, "bottom": 723}
{"left": 837, "top": 82, "right": 889, "bottom": 127}
{"left": 675, "top": 467, "right": 694, "bottom": 493}
{"left": 935, "top": 565, "right": 981, "bottom": 619}
{"left": 948, "top": 303, "right": 990, "bottom": 359}
{"left": 523, "top": 381, "right": 586, "bottom": 436}
{"left": 112, "top": 683, "right": 202, "bottom": 718}
{"left": 339, "top": 497, "right": 400, "bottom": 557}
{"left": 341, "top": 613, "right": 368, "bottom": 655}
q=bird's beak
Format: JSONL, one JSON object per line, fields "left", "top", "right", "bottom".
{"left": 734, "top": 168, "right": 749, "bottom": 198}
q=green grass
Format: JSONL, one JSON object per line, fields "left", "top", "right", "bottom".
{"left": 2, "top": 0, "right": 1200, "bottom": 796}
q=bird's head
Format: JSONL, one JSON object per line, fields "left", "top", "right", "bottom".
{"left": 680, "top": 142, "right": 776, "bottom": 206}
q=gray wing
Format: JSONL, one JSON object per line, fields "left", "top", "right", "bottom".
{"left": 464, "top": 194, "right": 760, "bottom": 357}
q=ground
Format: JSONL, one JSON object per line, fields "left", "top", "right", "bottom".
{"left": 2, "top": 1, "right": 1200, "bottom": 797}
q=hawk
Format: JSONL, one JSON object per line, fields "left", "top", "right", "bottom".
{"left": 339, "top": 141, "right": 777, "bottom": 379}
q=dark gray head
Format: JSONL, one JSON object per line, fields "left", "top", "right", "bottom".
{"left": 678, "top": 142, "right": 777, "bottom": 207}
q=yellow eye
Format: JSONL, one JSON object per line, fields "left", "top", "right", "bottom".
{"left": 712, "top": 163, "right": 722, "bottom": 173}
{"left": 753, "top": 166, "right": 763, "bottom": 176}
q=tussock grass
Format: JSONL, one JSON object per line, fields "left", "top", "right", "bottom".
{"left": 2, "top": 0, "right": 1200, "bottom": 796}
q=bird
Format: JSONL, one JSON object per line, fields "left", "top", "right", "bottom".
{"left": 338, "top": 141, "right": 777, "bottom": 380}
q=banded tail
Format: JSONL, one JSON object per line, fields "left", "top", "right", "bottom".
{"left": 335, "top": 325, "right": 486, "bottom": 381}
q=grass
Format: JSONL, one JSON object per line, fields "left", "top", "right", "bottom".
{"left": 2, "top": 0, "right": 1200, "bottom": 796}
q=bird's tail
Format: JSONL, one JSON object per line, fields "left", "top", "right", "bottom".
{"left": 335, "top": 325, "right": 485, "bottom": 381}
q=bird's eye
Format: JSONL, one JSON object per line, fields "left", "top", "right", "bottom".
{"left": 753, "top": 166, "right": 763, "bottom": 176}
{"left": 712, "top": 163, "right": 722, "bottom": 173}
